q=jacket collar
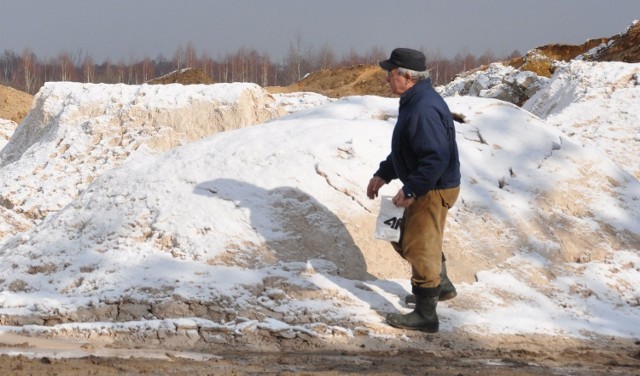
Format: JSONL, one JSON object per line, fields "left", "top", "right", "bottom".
{"left": 400, "top": 78, "right": 433, "bottom": 107}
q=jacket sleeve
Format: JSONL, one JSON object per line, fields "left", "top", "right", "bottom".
{"left": 374, "top": 153, "right": 397, "bottom": 183}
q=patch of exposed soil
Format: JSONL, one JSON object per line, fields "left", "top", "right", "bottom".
{"left": 267, "top": 64, "right": 392, "bottom": 98}
{"left": 146, "top": 68, "right": 215, "bottom": 85}
{"left": 591, "top": 21, "right": 640, "bottom": 63}
{"left": 0, "top": 85, "right": 33, "bottom": 124}
{"left": 508, "top": 21, "right": 640, "bottom": 77}
{"left": 0, "top": 330, "right": 638, "bottom": 375}
{"left": 507, "top": 38, "right": 607, "bottom": 77}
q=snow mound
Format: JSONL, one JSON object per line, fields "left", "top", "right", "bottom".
{"left": 523, "top": 60, "right": 640, "bottom": 178}
{"left": 446, "top": 97, "right": 640, "bottom": 276}
{"left": 439, "top": 62, "right": 548, "bottom": 105}
{"left": 1, "top": 121, "right": 31, "bottom": 240}
{"left": 0, "top": 95, "right": 405, "bottom": 326}
{"left": 0, "top": 89, "right": 638, "bottom": 339}
{"left": 0, "top": 82, "right": 284, "bottom": 228}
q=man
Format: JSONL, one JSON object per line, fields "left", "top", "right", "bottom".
{"left": 366, "top": 48, "right": 461, "bottom": 333}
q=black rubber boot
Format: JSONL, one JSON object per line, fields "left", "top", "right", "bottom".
{"left": 438, "top": 257, "right": 457, "bottom": 300}
{"left": 388, "top": 285, "right": 439, "bottom": 333}
{"left": 405, "top": 255, "right": 457, "bottom": 304}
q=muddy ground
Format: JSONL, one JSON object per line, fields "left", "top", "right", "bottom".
{"left": 1, "top": 329, "right": 639, "bottom": 375}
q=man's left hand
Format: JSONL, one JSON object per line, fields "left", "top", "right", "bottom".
{"left": 392, "top": 189, "right": 415, "bottom": 208}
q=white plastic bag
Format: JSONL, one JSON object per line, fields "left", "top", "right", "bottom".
{"left": 374, "top": 196, "right": 404, "bottom": 242}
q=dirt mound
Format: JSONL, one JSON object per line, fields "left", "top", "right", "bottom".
{"left": 508, "top": 21, "right": 640, "bottom": 77}
{"left": 590, "top": 20, "right": 640, "bottom": 62}
{"left": 267, "top": 64, "right": 392, "bottom": 98}
{"left": 507, "top": 38, "right": 607, "bottom": 77}
{"left": 146, "top": 68, "right": 215, "bottom": 85}
{"left": 0, "top": 85, "right": 33, "bottom": 123}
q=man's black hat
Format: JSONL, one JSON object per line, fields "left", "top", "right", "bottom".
{"left": 379, "top": 48, "right": 426, "bottom": 71}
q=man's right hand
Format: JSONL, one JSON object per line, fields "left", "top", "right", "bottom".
{"left": 367, "top": 176, "right": 386, "bottom": 199}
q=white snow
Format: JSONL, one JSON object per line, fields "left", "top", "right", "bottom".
{"left": 439, "top": 62, "right": 548, "bottom": 103}
{"left": 524, "top": 60, "right": 640, "bottom": 179}
{"left": 0, "top": 60, "right": 638, "bottom": 344}
{"left": 0, "top": 119, "right": 16, "bottom": 150}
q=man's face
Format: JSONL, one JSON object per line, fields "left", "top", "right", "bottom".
{"left": 386, "top": 69, "right": 414, "bottom": 95}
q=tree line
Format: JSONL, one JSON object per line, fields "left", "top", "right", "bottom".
{"left": 1, "top": 41, "right": 521, "bottom": 95}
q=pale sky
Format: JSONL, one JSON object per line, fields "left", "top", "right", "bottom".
{"left": 2, "top": 0, "right": 639, "bottom": 62}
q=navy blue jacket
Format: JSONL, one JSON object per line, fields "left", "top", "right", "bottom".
{"left": 375, "top": 78, "right": 460, "bottom": 197}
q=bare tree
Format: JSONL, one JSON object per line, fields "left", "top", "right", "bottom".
{"left": 141, "top": 57, "right": 155, "bottom": 82}
{"left": 247, "top": 49, "right": 262, "bottom": 83}
{"left": 173, "top": 45, "right": 185, "bottom": 70}
{"left": 364, "top": 46, "right": 386, "bottom": 65}
{"left": 342, "top": 47, "right": 369, "bottom": 66}
{"left": 1, "top": 50, "right": 18, "bottom": 84}
{"left": 219, "top": 55, "right": 231, "bottom": 82}
{"left": 0, "top": 42, "right": 518, "bottom": 95}
{"left": 41, "top": 55, "right": 51, "bottom": 83}
{"left": 315, "top": 43, "right": 336, "bottom": 70}
{"left": 199, "top": 52, "right": 214, "bottom": 79}
{"left": 479, "top": 49, "right": 496, "bottom": 66}
{"left": 57, "top": 51, "right": 75, "bottom": 81}
{"left": 283, "top": 33, "right": 312, "bottom": 83}
{"left": 20, "top": 49, "right": 38, "bottom": 94}
{"left": 260, "top": 51, "right": 271, "bottom": 87}
{"left": 98, "top": 58, "right": 116, "bottom": 83}
{"left": 82, "top": 55, "right": 95, "bottom": 83}
{"left": 116, "top": 61, "right": 126, "bottom": 83}
{"left": 185, "top": 43, "right": 197, "bottom": 68}
{"left": 453, "top": 50, "right": 477, "bottom": 73}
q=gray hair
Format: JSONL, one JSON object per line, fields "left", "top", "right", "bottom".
{"left": 397, "top": 67, "right": 430, "bottom": 81}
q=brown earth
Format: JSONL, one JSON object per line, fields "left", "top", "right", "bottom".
{"left": 592, "top": 21, "right": 640, "bottom": 63}
{"left": 0, "top": 85, "right": 33, "bottom": 124}
{"left": 146, "top": 67, "right": 215, "bottom": 85}
{"left": 0, "top": 329, "right": 638, "bottom": 375}
{"left": 507, "top": 38, "right": 608, "bottom": 77}
{"left": 508, "top": 21, "right": 640, "bottom": 77}
{"left": 267, "top": 64, "right": 392, "bottom": 98}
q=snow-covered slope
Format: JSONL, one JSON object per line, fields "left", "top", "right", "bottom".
{"left": 0, "top": 119, "right": 16, "bottom": 150}
{"left": 523, "top": 60, "right": 640, "bottom": 179}
{"left": 0, "top": 82, "right": 284, "bottom": 234}
{"left": 439, "top": 62, "right": 548, "bottom": 105}
{"left": 0, "top": 79, "right": 638, "bottom": 341}
{"left": 438, "top": 58, "right": 640, "bottom": 181}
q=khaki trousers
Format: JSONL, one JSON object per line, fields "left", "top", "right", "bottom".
{"left": 392, "top": 186, "right": 460, "bottom": 288}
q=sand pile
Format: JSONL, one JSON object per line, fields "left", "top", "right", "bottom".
{"left": 146, "top": 68, "right": 215, "bottom": 85}
{"left": 0, "top": 82, "right": 284, "bottom": 232}
{"left": 267, "top": 64, "right": 390, "bottom": 98}
{"left": 0, "top": 84, "right": 33, "bottom": 124}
